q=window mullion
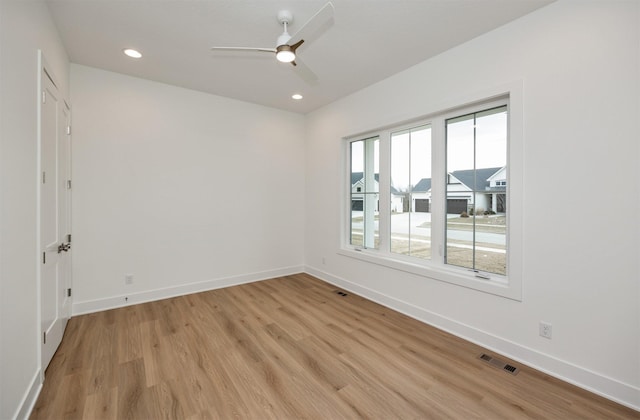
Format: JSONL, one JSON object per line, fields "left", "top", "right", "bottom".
{"left": 472, "top": 114, "right": 477, "bottom": 271}
{"left": 431, "top": 117, "right": 446, "bottom": 266}
{"left": 378, "top": 131, "right": 391, "bottom": 253}
{"left": 363, "top": 139, "right": 376, "bottom": 248}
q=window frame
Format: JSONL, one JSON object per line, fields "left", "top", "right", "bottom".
{"left": 340, "top": 84, "right": 523, "bottom": 301}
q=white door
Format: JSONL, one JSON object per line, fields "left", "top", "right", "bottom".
{"left": 40, "top": 61, "right": 72, "bottom": 372}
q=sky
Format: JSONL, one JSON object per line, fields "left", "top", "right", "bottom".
{"left": 352, "top": 107, "right": 507, "bottom": 191}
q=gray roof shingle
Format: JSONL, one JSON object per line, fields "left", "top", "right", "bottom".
{"left": 412, "top": 167, "right": 505, "bottom": 192}
{"left": 351, "top": 172, "right": 401, "bottom": 194}
{"left": 413, "top": 178, "right": 432, "bottom": 192}
{"left": 450, "top": 167, "right": 503, "bottom": 191}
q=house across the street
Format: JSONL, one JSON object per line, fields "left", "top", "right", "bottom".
{"left": 354, "top": 167, "right": 507, "bottom": 215}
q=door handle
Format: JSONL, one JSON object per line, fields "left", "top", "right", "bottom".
{"left": 57, "top": 243, "right": 71, "bottom": 253}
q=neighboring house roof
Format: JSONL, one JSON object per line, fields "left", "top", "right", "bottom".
{"left": 351, "top": 172, "right": 365, "bottom": 186}
{"left": 351, "top": 172, "right": 382, "bottom": 185}
{"left": 450, "top": 167, "right": 504, "bottom": 191}
{"left": 412, "top": 167, "right": 506, "bottom": 193}
{"left": 351, "top": 172, "right": 401, "bottom": 194}
{"left": 487, "top": 166, "right": 507, "bottom": 182}
{"left": 354, "top": 168, "right": 506, "bottom": 195}
{"left": 413, "top": 178, "right": 432, "bottom": 192}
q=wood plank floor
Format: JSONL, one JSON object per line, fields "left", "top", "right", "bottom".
{"left": 31, "top": 273, "right": 638, "bottom": 419}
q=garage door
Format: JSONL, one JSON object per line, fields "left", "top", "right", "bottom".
{"left": 415, "top": 199, "right": 430, "bottom": 212}
{"left": 447, "top": 199, "right": 467, "bottom": 214}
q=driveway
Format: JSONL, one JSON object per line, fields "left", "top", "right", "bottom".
{"left": 352, "top": 212, "right": 506, "bottom": 246}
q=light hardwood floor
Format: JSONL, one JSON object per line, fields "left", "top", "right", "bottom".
{"left": 31, "top": 273, "right": 638, "bottom": 419}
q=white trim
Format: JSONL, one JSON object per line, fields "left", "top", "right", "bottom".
{"left": 72, "top": 265, "right": 304, "bottom": 315}
{"left": 35, "top": 50, "right": 44, "bottom": 394}
{"left": 14, "top": 369, "right": 42, "bottom": 420}
{"left": 337, "top": 248, "right": 515, "bottom": 299}
{"left": 304, "top": 265, "right": 640, "bottom": 412}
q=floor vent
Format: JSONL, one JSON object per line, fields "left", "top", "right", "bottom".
{"left": 478, "top": 353, "right": 519, "bottom": 375}
{"left": 503, "top": 364, "right": 518, "bottom": 374}
{"left": 334, "top": 290, "right": 348, "bottom": 297}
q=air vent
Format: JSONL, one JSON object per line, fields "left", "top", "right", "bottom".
{"left": 334, "top": 290, "right": 348, "bottom": 297}
{"left": 503, "top": 364, "right": 518, "bottom": 374}
{"left": 478, "top": 353, "right": 519, "bottom": 375}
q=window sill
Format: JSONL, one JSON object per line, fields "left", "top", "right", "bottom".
{"left": 338, "top": 247, "right": 521, "bottom": 301}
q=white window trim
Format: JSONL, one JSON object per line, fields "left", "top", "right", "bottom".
{"left": 339, "top": 82, "right": 523, "bottom": 301}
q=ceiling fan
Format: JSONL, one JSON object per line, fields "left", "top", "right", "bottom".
{"left": 211, "top": 2, "right": 335, "bottom": 83}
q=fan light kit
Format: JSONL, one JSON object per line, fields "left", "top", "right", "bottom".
{"left": 211, "top": 2, "right": 334, "bottom": 84}
{"left": 123, "top": 48, "right": 142, "bottom": 59}
{"left": 276, "top": 46, "right": 296, "bottom": 63}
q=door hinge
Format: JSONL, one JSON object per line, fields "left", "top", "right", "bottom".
{"left": 67, "top": 233, "right": 71, "bottom": 243}
{"left": 43, "top": 332, "right": 47, "bottom": 344}
{"left": 42, "top": 172, "right": 46, "bottom": 184}
{"left": 67, "top": 288, "right": 72, "bottom": 297}
{"left": 42, "top": 252, "right": 46, "bottom": 264}
{"left": 42, "top": 91, "right": 46, "bottom": 104}
{"left": 66, "top": 125, "right": 71, "bottom": 135}
{"left": 66, "top": 180, "right": 72, "bottom": 189}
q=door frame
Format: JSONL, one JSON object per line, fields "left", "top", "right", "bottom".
{"left": 37, "top": 50, "right": 72, "bottom": 380}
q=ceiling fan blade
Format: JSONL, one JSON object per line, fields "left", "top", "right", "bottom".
{"left": 290, "top": 39, "right": 304, "bottom": 53}
{"left": 210, "top": 46, "right": 276, "bottom": 54}
{"left": 290, "top": 57, "right": 319, "bottom": 85}
{"left": 288, "top": 2, "right": 334, "bottom": 48}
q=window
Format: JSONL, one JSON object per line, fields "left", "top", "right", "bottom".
{"left": 350, "top": 137, "right": 379, "bottom": 249}
{"left": 343, "top": 90, "right": 522, "bottom": 300}
{"left": 390, "top": 125, "right": 432, "bottom": 259}
{"left": 445, "top": 106, "right": 507, "bottom": 276}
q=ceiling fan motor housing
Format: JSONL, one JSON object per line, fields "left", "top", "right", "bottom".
{"left": 277, "top": 10, "right": 293, "bottom": 25}
{"left": 277, "top": 32, "right": 292, "bottom": 46}
{"left": 277, "top": 10, "right": 293, "bottom": 46}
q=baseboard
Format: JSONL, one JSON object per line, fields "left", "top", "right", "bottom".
{"left": 72, "top": 265, "right": 304, "bottom": 316}
{"left": 13, "top": 368, "right": 42, "bottom": 420}
{"left": 304, "top": 265, "right": 640, "bottom": 412}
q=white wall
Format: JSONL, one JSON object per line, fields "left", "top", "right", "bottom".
{"left": 304, "top": 0, "right": 639, "bottom": 409}
{"left": 0, "top": 1, "right": 69, "bottom": 419}
{"left": 2, "top": 0, "right": 638, "bottom": 416}
{"left": 70, "top": 65, "right": 306, "bottom": 313}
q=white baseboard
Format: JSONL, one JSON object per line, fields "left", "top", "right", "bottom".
{"left": 304, "top": 265, "right": 640, "bottom": 412}
{"left": 14, "top": 369, "right": 42, "bottom": 420}
{"left": 72, "top": 265, "right": 304, "bottom": 316}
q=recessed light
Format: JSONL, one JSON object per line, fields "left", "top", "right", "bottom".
{"left": 123, "top": 48, "right": 142, "bottom": 59}
{"left": 292, "top": 94, "right": 303, "bottom": 100}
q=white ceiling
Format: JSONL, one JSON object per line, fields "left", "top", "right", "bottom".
{"left": 46, "top": 0, "right": 553, "bottom": 114}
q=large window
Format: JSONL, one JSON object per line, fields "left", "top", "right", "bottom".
{"left": 344, "top": 93, "right": 521, "bottom": 300}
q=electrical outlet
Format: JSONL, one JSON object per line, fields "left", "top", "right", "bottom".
{"left": 539, "top": 321, "right": 552, "bottom": 339}
{"left": 125, "top": 274, "right": 134, "bottom": 285}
